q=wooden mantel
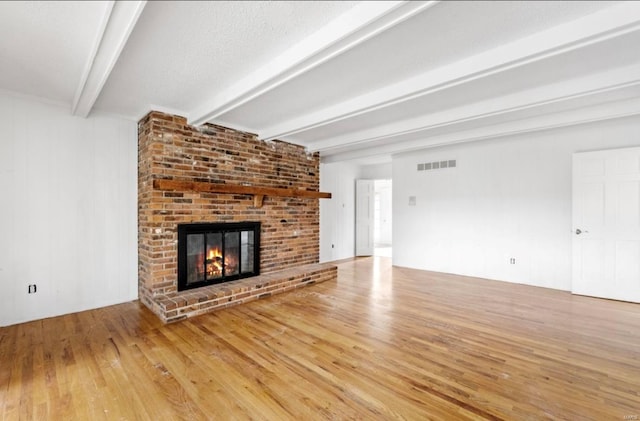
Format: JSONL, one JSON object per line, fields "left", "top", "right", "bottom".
{"left": 153, "top": 179, "right": 331, "bottom": 208}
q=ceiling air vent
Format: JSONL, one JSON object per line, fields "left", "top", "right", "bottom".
{"left": 417, "top": 159, "right": 457, "bottom": 172}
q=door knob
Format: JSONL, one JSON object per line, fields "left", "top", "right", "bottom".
{"left": 575, "top": 228, "right": 588, "bottom": 235}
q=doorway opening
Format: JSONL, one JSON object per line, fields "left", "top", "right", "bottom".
{"left": 374, "top": 179, "right": 392, "bottom": 257}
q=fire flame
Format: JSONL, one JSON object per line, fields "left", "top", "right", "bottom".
{"left": 207, "top": 247, "right": 223, "bottom": 276}
{"left": 208, "top": 248, "right": 222, "bottom": 260}
{"left": 194, "top": 246, "right": 238, "bottom": 280}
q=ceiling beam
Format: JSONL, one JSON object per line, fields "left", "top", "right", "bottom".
{"left": 261, "top": 2, "right": 640, "bottom": 141}
{"left": 306, "top": 63, "right": 640, "bottom": 153}
{"left": 320, "top": 96, "right": 640, "bottom": 164}
{"left": 72, "top": 1, "right": 147, "bottom": 118}
{"left": 188, "top": 0, "right": 438, "bottom": 127}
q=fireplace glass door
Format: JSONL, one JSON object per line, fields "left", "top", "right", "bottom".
{"left": 178, "top": 222, "right": 260, "bottom": 291}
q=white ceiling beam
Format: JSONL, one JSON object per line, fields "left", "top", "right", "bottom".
{"left": 188, "top": 0, "right": 438, "bottom": 127}
{"left": 72, "top": 1, "right": 147, "bottom": 118}
{"left": 262, "top": 2, "right": 640, "bottom": 141}
{"left": 320, "top": 96, "right": 640, "bottom": 164}
{"left": 71, "top": 1, "right": 115, "bottom": 115}
{"left": 306, "top": 63, "right": 640, "bottom": 153}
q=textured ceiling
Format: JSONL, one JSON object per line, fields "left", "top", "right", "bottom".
{"left": 1, "top": 0, "right": 639, "bottom": 164}
{"left": 0, "top": 1, "right": 108, "bottom": 103}
{"left": 217, "top": 0, "right": 619, "bottom": 130}
{"left": 94, "top": 0, "right": 359, "bottom": 118}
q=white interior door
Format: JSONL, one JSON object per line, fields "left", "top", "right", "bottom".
{"left": 356, "top": 179, "right": 374, "bottom": 256}
{"left": 572, "top": 147, "right": 640, "bottom": 303}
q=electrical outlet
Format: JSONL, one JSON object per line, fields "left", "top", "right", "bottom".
{"left": 509, "top": 258, "right": 516, "bottom": 265}
{"left": 28, "top": 284, "right": 37, "bottom": 294}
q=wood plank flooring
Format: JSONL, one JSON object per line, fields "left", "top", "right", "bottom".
{"left": 2, "top": 256, "right": 640, "bottom": 420}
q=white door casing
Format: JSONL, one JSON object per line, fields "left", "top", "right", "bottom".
{"left": 572, "top": 147, "right": 640, "bottom": 303}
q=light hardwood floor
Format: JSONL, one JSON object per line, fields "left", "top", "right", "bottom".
{"left": 2, "top": 257, "right": 640, "bottom": 420}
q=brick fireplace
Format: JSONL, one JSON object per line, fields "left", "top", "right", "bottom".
{"left": 138, "top": 111, "right": 336, "bottom": 322}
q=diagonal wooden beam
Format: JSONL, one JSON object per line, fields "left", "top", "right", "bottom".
{"left": 320, "top": 96, "right": 640, "bottom": 164}
{"left": 188, "top": 1, "right": 437, "bottom": 127}
{"left": 260, "top": 2, "right": 640, "bottom": 142}
{"left": 307, "top": 64, "right": 640, "bottom": 154}
{"left": 72, "top": 1, "right": 147, "bottom": 117}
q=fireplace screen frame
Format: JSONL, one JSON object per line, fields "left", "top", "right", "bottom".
{"left": 177, "top": 222, "right": 260, "bottom": 291}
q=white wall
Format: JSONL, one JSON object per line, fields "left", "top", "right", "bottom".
{"left": 393, "top": 116, "right": 640, "bottom": 291}
{"left": 357, "top": 162, "right": 392, "bottom": 179}
{"left": 320, "top": 161, "right": 359, "bottom": 262}
{"left": 0, "top": 93, "right": 138, "bottom": 326}
{"left": 374, "top": 179, "right": 393, "bottom": 246}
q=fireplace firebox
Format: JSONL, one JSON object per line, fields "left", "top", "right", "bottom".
{"left": 177, "top": 222, "right": 260, "bottom": 291}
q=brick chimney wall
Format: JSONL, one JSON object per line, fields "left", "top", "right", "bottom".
{"left": 138, "top": 111, "right": 321, "bottom": 312}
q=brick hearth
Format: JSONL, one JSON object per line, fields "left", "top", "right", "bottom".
{"left": 151, "top": 263, "right": 336, "bottom": 323}
{"left": 138, "top": 111, "right": 336, "bottom": 322}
